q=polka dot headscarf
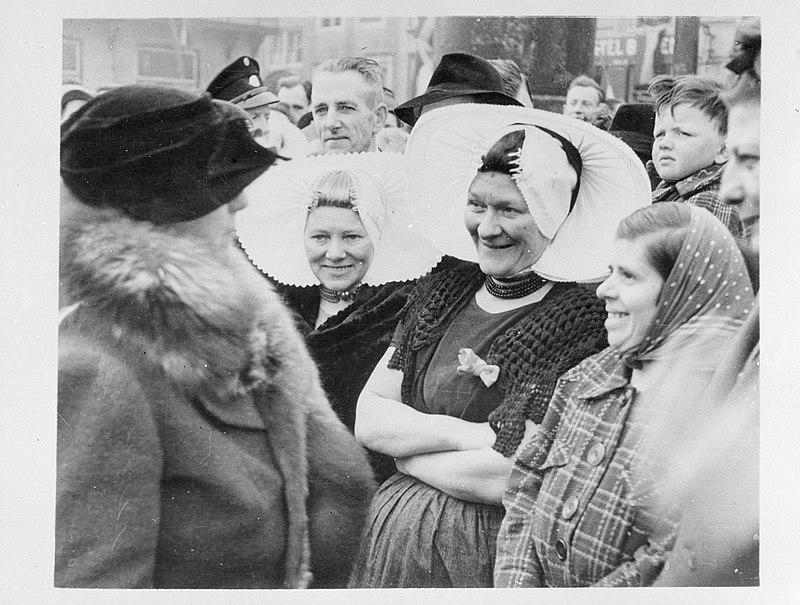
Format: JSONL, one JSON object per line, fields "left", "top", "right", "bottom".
{"left": 624, "top": 205, "right": 756, "bottom": 368}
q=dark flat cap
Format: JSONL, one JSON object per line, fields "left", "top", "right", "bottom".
{"left": 206, "top": 56, "right": 278, "bottom": 109}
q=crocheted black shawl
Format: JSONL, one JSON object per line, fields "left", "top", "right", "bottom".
{"left": 279, "top": 281, "right": 413, "bottom": 483}
{"left": 389, "top": 263, "right": 608, "bottom": 457}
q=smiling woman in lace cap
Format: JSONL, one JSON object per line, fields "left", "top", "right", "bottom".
{"left": 348, "top": 104, "right": 651, "bottom": 588}
{"left": 57, "top": 85, "right": 376, "bottom": 589}
{"left": 238, "top": 151, "right": 442, "bottom": 483}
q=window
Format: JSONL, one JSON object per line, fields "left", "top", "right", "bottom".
{"left": 359, "top": 17, "right": 384, "bottom": 25}
{"left": 263, "top": 31, "right": 303, "bottom": 67}
{"left": 63, "top": 39, "right": 81, "bottom": 80}
{"left": 287, "top": 30, "right": 303, "bottom": 64}
{"left": 136, "top": 47, "right": 198, "bottom": 88}
{"left": 263, "top": 34, "right": 282, "bottom": 66}
{"left": 320, "top": 17, "right": 342, "bottom": 28}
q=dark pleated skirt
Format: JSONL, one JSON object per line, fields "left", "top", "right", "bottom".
{"left": 348, "top": 472, "right": 505, "bottom": 588}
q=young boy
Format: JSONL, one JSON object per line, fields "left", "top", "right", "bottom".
{"left": 648, "top": 75, "right": 744, "bottom": 236}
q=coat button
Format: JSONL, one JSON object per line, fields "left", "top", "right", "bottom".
{"left": 555, "top": 539, "right": 568, "bottom": 560}
{"left": 621, "top": 386, "right": 636, "bottom": 406}
{"left": 561, "top": 495, "right": 580, "bottom": 520}
{"left": 586, "top": 442, "right": 606, "bottom": 466}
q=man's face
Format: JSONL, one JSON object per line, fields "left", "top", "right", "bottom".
{"left": 277, "top": 84, "right": 310, "bottom": 125}
{"left": 563, "top": 86, "right": 601, "bottom": 121}
{"left": 720, "top": 102, "right": 760, "bottom": 249}
{"left": 311, "top": 70, "right": 386, "bottom": 153}
{"left": 244, "top": 105, "right": 271, "bottom": 143}
{"left": 652, "top": 104, "right": 726, "bottom": 182}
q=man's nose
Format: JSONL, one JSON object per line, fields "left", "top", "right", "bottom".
{"left": 719, "top": 164, "right": 743, "bottom": 206}
{"left": 323, "top": 109, "right": 340, "bottom": 129}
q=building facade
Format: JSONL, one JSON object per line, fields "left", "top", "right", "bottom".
{"left": 63, "top": 16, "right": 742, "bottom": 105}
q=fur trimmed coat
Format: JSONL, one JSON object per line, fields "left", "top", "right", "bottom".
{"left": 56, "top": 208, "right": 376, "bottom": 589}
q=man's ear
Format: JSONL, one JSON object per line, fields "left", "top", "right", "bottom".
{"left": 714, "top": 141, "right": 728, "bottom": 165}
{"left": 373, "top": 103, "right": 388, "bottom": 132}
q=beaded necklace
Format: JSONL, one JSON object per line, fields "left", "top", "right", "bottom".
{"left": 485, "top": 272, "right": 549, "bottom": 299}
{"left": 319, "top": 284, "right": 363, "bottom": 303}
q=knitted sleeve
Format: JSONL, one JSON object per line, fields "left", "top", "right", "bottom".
{"left": 489, "top": 284, "right": 608, "bottom": 457}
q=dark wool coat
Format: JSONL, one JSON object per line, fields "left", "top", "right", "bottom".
{"left": 56, "top": 210, "right": 377, "bottom": 589}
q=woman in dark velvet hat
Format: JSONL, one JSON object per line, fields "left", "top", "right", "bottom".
{"left": 57, "top": 85, "right": 376, "bottom": 589}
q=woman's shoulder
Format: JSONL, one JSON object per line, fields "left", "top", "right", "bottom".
{"left": 548, "top": 281, "right": 605, "bottom": 307}
{"left": 411, "top": 260, "right": 482, "bottom": 298}
{"left": 559, "top": 346, "right": 623, "bottom": 382}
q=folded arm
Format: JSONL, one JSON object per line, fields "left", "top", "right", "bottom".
{"left": 354, "top": 346, "right": 496, "bottom": 458}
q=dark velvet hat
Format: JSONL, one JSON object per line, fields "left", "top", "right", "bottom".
{"left": 61, "top": 85, "right": 278, "bottom": 224}
{"left": 206, "top": 56, "right": 279, "bottom": 109}
{"left": 393, "top": 52, "right": 522, "bottom": 127}
{"left": 607, "top": 103, "right": 656, "bottom": 165}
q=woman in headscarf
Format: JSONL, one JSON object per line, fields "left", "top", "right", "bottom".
{"left": 494, "top": 202, "right": 755, "bottom": 587}
{"left": 237, "top": 152, "right": 442, "bottom": 483}
{"left": 57, "top": 86, "right": 376, "bottom": 588}
{"left": 347, "top": 104, "right": 651, "bottom": 588}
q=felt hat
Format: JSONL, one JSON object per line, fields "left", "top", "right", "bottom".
{"left": 206, "top": 56, "right": 279, "bottom": 109}
{"left": 405, "top": 104, "right": 652, "bottom": 283}
{"left": 237, "top": 151, "right": 442, "bottom": 287}
{"left": 61, "top": 85, "right": 278, "bottom": 224}
{"left": 61, "top": 84, "right": 94, "bottom": 112}
{"left": 607, "top": 103, "right": 656, "bottom": 164}
{"left": 393, "top": 52, "right": 522, "bottom": 127}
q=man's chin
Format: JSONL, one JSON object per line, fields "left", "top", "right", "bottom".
{"left": 323, "top": 139, "right": 351, "bottom": 152}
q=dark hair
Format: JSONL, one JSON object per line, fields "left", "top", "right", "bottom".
{"left": 477, "top": 129, "right": 526, "bottom": 175}
{"left": 477, "top": 128, "right": 582, "bottom": 209}
{"left": 616, "top": 202, "right": 693, "bottom": 281}
{"left": 648, "top": 75, "right": 728, "bottom": 136}
{"left": 489, "top": 59, "right": 522, "bottom": 97}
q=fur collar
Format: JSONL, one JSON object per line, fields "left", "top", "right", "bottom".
{"left": 60, "top": 209, "right": 288, "bottom": 403}
{"left": 60, "top": 207, "right": 313, "bottom": 587}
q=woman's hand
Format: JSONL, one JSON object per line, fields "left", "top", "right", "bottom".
{"left": 396, "top": 447, "right": 514, "bottom": 505}
{"left": 356, "top": 347, "right": 498, "bottom": 458}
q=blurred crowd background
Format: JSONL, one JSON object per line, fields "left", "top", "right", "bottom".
{"left": 62, "top": 16, "right": 744, "bottom": 112}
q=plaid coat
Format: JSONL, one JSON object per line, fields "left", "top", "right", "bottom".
{"left": 495, "top": 347, "right": 679, "bottom": 587}
{"left": 651, "top": 162, "right": 744, "bottom": 237}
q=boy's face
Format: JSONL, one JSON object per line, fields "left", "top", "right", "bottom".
{"left": 652, "top": 104, "right": 727, "bottom": 182}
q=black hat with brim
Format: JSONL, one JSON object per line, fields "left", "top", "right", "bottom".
{"left": 61, "top": 85, "right": 277, "bottom": 224}
{"left": 394, "top": 52, "right": 522, "bottom": 127}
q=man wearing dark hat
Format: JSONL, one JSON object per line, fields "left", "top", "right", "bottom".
{"left": 607, "top": 103, "right": 661, "bottom": 188}
{"left": 207, "top": 56, "right": 279, "bottom": 147}
{"left": 393, "top": 52, "right": 522, "bottom": 128}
